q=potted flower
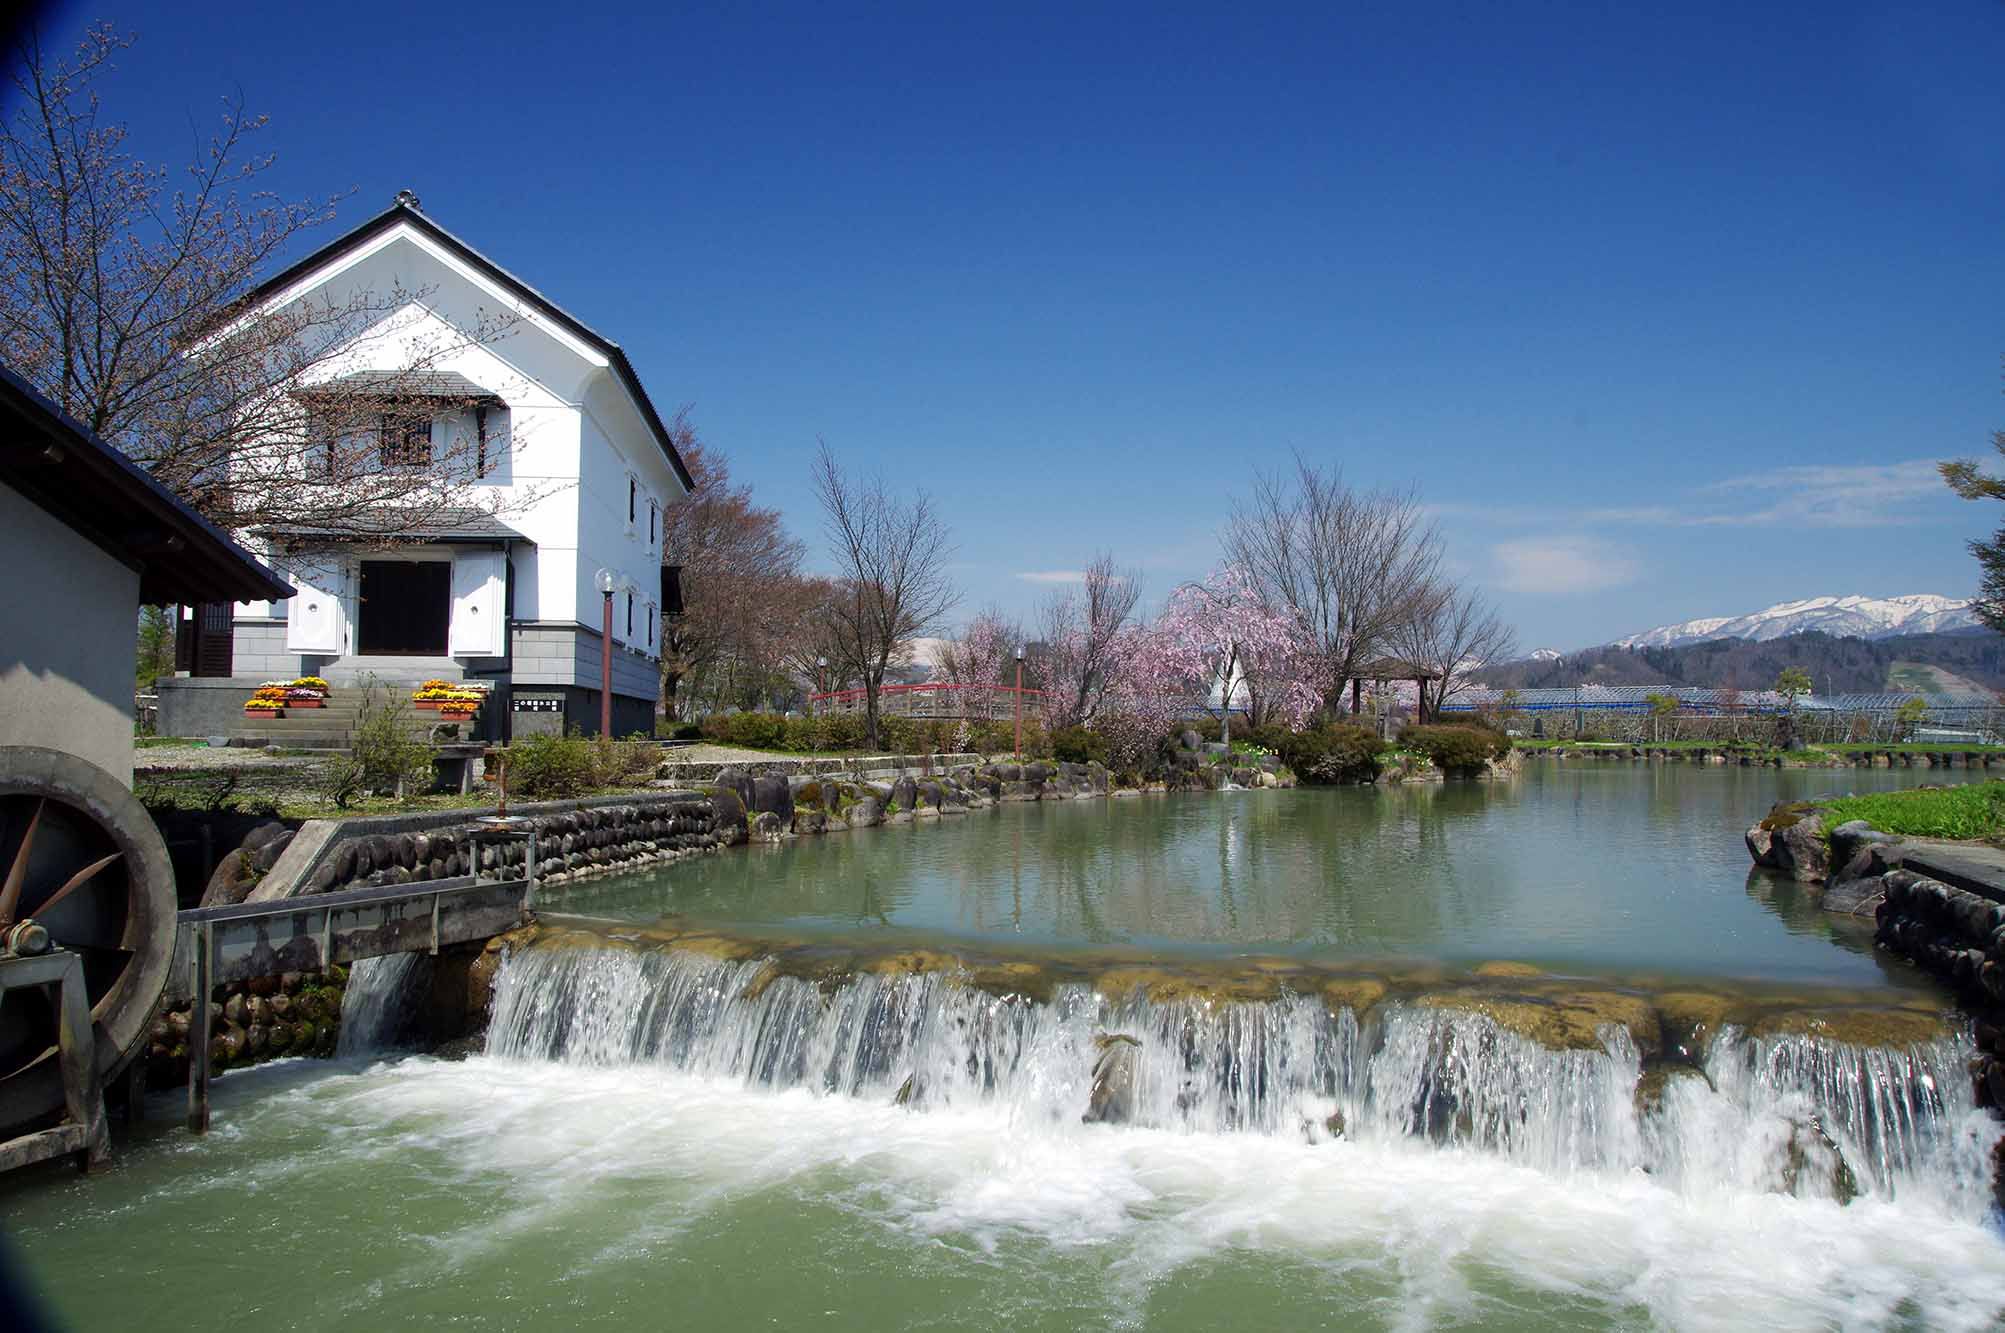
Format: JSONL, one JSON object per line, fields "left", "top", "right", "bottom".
{"left": 437, "top": 685, "right": 488, "bottom": 720}
{"left": 244, "top": 684, "right": 288, "bottom": 718}
{"left": 285, "top": 676, "right": 329, "bottom": 707}
{"left": 412, "top": 679, "right": 462, "bottom": 710}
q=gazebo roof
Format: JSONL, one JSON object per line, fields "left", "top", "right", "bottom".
{"left": 1356, "top": 657, "right": 1444, "bottom": 681}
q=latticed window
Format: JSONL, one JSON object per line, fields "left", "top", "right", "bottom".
{"left": 379, "top": 411, "right": 432, "bottom": 468}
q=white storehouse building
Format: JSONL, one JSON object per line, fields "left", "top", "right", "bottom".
{"left": 155, "top": 192, "right": 691, "bottom": 741}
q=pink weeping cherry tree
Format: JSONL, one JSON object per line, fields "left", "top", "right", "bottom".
{"left": 1152, "top": 565, "right": 1321, "bottom": 743}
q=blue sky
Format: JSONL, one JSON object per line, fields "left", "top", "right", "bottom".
{"left": 21, "top": 1, "right": 2005, "bottom": 649}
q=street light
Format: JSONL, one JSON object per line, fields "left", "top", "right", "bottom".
{"left": 595, "top": 568, "right": 616, "bottom": 738}
{"left": 1014, "top": 645, "right": 1026, "bottom": 758}
{"left": 816, "top": 656, "right": 827, "bottom": 714}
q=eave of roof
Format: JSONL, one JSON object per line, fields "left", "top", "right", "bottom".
{"left": 234, "top": 199, "right": 695, "bottom": 494}
{"left": 0, "top": 364, "right": 293, "bottom": 606}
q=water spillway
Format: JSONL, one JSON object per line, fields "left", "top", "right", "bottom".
{"left": 482, "top": 936, "right": 1997, "bottom": 1213}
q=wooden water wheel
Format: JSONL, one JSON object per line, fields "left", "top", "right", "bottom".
{"left": 0, "top": 748, "right": 176, "bottom": 1134}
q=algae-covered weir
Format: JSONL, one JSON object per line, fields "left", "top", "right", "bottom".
{"left": 7, "top": 767, "right": 2005, "bottom": 1329}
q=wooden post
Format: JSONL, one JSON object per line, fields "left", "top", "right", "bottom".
{"left": 53, "top": 952, "right": 108, "bottom": 1169}
{"left": 187, "top": 922, "right": 212, "bottom": 1134}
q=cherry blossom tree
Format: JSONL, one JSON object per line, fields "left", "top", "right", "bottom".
{"left": 1153, "top": 565, "right": 1320, "bottom": 743}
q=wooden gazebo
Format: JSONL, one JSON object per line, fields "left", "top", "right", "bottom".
{"left": 1351, "top": 658, "right": 1446, "bottom": 723}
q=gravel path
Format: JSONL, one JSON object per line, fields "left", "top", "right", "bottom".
{"left": 134, "top": 743, "right": 327, "bottom": 773}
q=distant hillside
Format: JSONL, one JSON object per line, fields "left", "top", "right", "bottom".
{"left": 1473, "top": 630, "right": 2005, "bottom": 695}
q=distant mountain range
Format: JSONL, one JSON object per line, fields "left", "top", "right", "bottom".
{"left": 1476, "top": 629, "right": 2005, "bottom": 696}
{"left": 1612, "top": 595, "right": 1980, "bottom": 650}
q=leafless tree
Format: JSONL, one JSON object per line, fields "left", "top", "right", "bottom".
{"left": 1038, "top": 553, "right": 1142, "bottom": 728}
{"left": 0, "top": 25, "right": 526, "bottom": 544}
{"left": 809, "top": 441, "right": 958, "bottom": 748}
{"left": 1394, "top": 582, "right": 1518, "bottom": 721}
{"left": 658, "top": 414, "right": 807, "bottom": 717}
{"left": 1224, "top": 454, "right": 1441, "bottom": 716}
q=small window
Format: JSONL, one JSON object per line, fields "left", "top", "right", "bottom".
{"left": 628, "top": 476, "right": 637, "bottom": 524}
{"left": 648, "top": 499, "right": 657, "bottom": 546}
{"left": 625, "top": 591, "right": 634, "bottom": 638}
{"left": 647, "top": 602, "right": 655, "bottom": 649}
{"left": 379, "top": 411, "right": 432, "bottom": 468}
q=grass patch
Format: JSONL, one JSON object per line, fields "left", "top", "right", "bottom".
{"left": 1821, "top": 782, "right": 2005, "bottom": 842}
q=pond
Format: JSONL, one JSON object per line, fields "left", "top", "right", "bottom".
{"left": 4, "top": 765, "right": 2002, "bottom": 1332}
{"left": 542, "top": 761, "right": 1941, "bottom": 988}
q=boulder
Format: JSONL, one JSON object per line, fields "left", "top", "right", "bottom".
{"left": 1746, "top": 805, "right": 1828, "bottom": 881}
{"left": 199, "top": 849, "right": 258, "bottom": 908}
{"left": 241, "top": 820, "right": 291, "bottom": 855}
{"left": 249, "top": 829, "right": 295, "bottom": 874}
{"left": 709, "top": 787, "right": 749, "bottom": 845}
{"left": 1083, "top": 1033, "right": 1140, "bottom": 1124}
{"left": 848, "top": 797, "right": 884, "bottom": 828}
{"left": 891, "top": 775, "right": 918, "bottom": 812}
{"left": 1177, "top": 729, "right": 1201, "bottom": 753}
{"left": 751, "top": 774, "right": 794, "bottom": 823}
{"left": 792, "top": 809, "right": 827, "bottom": 836}
{"left": 751, "top": 811, "right": 787, "bottom": 841}
{"left": 1828, "top": 820, "right": 1900, "bottom": 869}
{"left": 714, "top": 766, "right": 756, "bottom": 811}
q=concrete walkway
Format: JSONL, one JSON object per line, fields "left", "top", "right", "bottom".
{"left": 1899, "top": 839, "right": 2005, "bottom": 906}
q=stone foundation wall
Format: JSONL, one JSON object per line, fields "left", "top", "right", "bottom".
{"left": 294, "top": 793, "right": 721, "bottom": 896}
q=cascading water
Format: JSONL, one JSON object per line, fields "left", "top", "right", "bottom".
{"left": 484, "top": 944, "right": 1998, "bottom": 1215}
{"left": 336, "top": 952, "right": 433, "bottom": 1056}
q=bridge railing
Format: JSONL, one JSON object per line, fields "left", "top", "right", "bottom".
{"left": 808, "top": 682, "right": 1050, "bottom": 721}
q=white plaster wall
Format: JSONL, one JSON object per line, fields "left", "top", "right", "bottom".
{"left": 0, "top": 481, "right": 140, "bottom": 785}
{"left": 222, "top": 221, "right": 686, "bottom": 670}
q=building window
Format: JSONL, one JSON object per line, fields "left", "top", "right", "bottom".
{"left": 648, "top": 499, "right": 657, "bottom": 547}
{"left": 628, "top": 476, "right": 637, "bottom": 525}
{"left": 625, "top": 591, "right": 634, "bottom": 639}
{"left": 647, "top": 602, "right": 655, "bottom": 649}
{"left": 379, "top": 411, "right": 432, "bottom": 468}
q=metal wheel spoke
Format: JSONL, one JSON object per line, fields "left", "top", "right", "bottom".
{"left": 0, "top": 796, "right": 46, "bottom": 924}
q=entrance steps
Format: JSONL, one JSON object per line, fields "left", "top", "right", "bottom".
{"left": 229, "top": 689, "right": 485, "bottom": 751}
{"left": 316, "top": 657, "right": 464, "bottom": 688}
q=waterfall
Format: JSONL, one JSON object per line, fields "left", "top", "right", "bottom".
{"left": 483, "top": 944, "right": 1996, "bottom": 1214}
{"left": 337, "top": 953, "right": 433, "bottom": 1056}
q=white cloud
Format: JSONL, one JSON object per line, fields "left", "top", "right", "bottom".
{"left": 1015, "top": 570, "right": 1087, "bottom": 585}
{"left": 1587, "top": 459, "right": 1950, "bottom": 529}
{"left": 1492, "top": 537, "right": 1639, "bottom": 595}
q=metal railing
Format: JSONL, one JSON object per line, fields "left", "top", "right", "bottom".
{"left": 175, "top": 820, "right": 537, "bottom": 1133}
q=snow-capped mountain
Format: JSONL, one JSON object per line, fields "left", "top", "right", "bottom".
{"left": 1528, "top": 648, "right": 1564, "bottom": 661}
{"left": 1614, "top": 595, "right": 1980, "bottom": 649}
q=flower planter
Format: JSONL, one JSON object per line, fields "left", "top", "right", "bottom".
{"left": 287, "top": 698, "right": 324, "bottom": 708}
{"left": 413, "top": 699, "right": 442, "bottom": 710}
{"left": 440, "top": 709, "right": 478, "bottom": 721}
{"left": 244, "top": 708, "right": 285, "bottom": 719}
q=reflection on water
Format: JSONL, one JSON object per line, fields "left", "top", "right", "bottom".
{"left": 541, "top": 764, "right": 1946, "bottom": 989}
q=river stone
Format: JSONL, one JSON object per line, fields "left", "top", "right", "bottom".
{"left": 709, "top": 787, "right": 748, "bottom": 844}
{"left": 247, "top": 833, "right": 290, "bottom": 876}
{"left": 1083, "top": 1033, "right": 1140, "bottom": 1124}
{"left": 793, "top": 809, "right": 827, "bottom": 836}
{"left": 1825, "top": 819, "right": 1886, "bottom": 862}
{"left": 750, "top": 811, "right": 786, "bottom": 841}
{"left": 891, "top": 776, "right": 918, "bottom": 812}
{"left": 848, "top": 798, "right": 884, "bottom": 828}
{"left": 241, "top": 820, "right": 290, "bottom": 854}
{"left": 751, "top": 775, "right": 794, "bottom": 823}
{"left": 199, "top": 849, "right": 257, "bottom": 908}
{"left": 714, "top": 766, "right": 756, "bottom": 810}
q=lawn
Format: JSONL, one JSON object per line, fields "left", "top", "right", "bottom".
{"left": 1820, "top": 782, "right": 2005, "bottom": 843}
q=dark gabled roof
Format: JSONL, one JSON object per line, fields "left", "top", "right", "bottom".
{"left": 236, "top": 196, "right": 695, "bottom": 493}
{"left": 252, "top": 508, "right": 530, "bottom": 546}
{"left": 297, "top": 370, "right": 505, "bottom": 403}
{"left": 0, "top": 363, "right": 293, "bottom": 605}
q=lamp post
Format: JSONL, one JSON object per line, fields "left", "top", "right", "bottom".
{"left": 1014, "top": 646, "right": 1025, "bottom": 758}
{"left": 595, "top": 568, "right": 616, "bottom": 738}
{"left": 816, "top": 656, "right": 827, "bottom": 715}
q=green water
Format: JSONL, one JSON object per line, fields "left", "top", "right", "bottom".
{"left": 5, "top": 764, "right": 2002, "bottom": 1333}
{"left": 544, "top": 762, "right": 1938, "bottom": 987}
